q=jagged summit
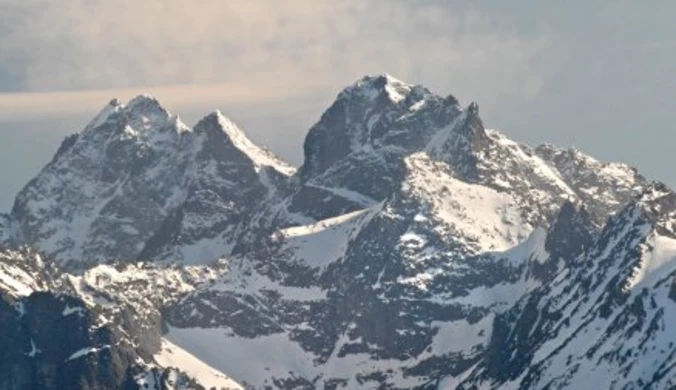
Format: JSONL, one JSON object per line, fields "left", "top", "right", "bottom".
{"left": 626, "top": 183, "right": 676, "bottom": 236}
{"left": 9, "top": 95, "right": 296, "bottom": 267}
{"left": 338, "top": 74, "right": 463, "bottom": 110}
{"left": 194, "top": 110, "right": 248, "bottom": 140}
{"left": 195, "top": 110, "right": 296, "bottom": 176}
{"left": 300, "top": 74, "right": 462, "bottom": 181}
{"left": 292, "top": 74, "right": 649, "bottom": 227}
{"left": 9, "top": 78, "right": 650, "bottom": 264}
{"left": 337, "top": 73, "right": 429, "bottom": 104}
{"left": 84, "top": 94, "right": 188, "bottom": 135}
{"left": 126, "top": 93, "right": 160, "bottom": 106}
{"left": 467, "top": 101, "right": 479, "bottom": 114}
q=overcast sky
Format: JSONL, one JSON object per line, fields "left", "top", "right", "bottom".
{"left": 0, "top": 1, "right": 674, "bottom": 211}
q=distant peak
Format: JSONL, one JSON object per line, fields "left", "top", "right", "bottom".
{"left": 467, "top": 101, "right": 479, "bottom": 115}
{"left": 195, "top": 110, "right": 296, "bottom": 175}
{"left": 197, "top": 110, "right": 237, "bottom": 132}
{"left": 369, "top": 73, "right": 409, "bottom": 87}
{"left": 127, "top": 94, "right": 160, "bottom": 107}
{"left": 122, "top": 94, "right": 175, "bottom": 129}
{"left": 638, "top": 182, "right": 673, "bottom": 204}
{"left": 195, "top": 110, "right": 258, "bottom": 148}
{"left": 212, "top": 109, "right": 230, "bottom": 122}
{"left": 338, "top": 73, "right": 424, "bottom": 104}
{"left": 85, "top": 100, "right": 124, "bottom": 130}
{"left": 83, "top": 94, "right": 185, "bottom": 135}
{"left": 124, "top": 94, "right": 169, "bottom": 116}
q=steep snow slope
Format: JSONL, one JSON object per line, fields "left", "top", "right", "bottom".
{"left": 155, "top": 339, "right": 243, "bottom": 390}
{"left": 455, "top": 186, "right": 676, "bottom": 390}
{"left": 403, "top": 152, "right": 532, "bottom": 253}
{"left": 0, "top": 249, "right": 54, "bottom": 297}
{"left": 277, "top": 207, "right": 380, "bottom": 270}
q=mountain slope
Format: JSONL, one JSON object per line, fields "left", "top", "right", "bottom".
{"left": 10, "top": 98, "right": 293, "bottom": 269}
{"left": 456, "top": 185, "right": 676, "bottom": 390}
{"left": 0, "top": 74, "right": 669, "bottom": 390}
{"left": 0, "top": 247, "right": 244, "bottom": 390}
{"left": 154, "top": 72, "right": 649, "bottom": 387}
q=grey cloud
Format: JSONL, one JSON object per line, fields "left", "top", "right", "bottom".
{"left": 0, "top": 0, "right": 549, "bottom": 102}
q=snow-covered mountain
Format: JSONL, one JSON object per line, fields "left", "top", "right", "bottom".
{"left": 0, "top": 74, "right": 672, "bottom": 390}
{"left": 10, "top": 97, "right": 294, "bottom": 268}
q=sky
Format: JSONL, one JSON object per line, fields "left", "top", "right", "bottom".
{"left": 0, "top": 1, "right": 675, "bottom": 211}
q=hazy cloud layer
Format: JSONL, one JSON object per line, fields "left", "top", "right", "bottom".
{"left": 0, "top": 0, "right": 549, "bottom": 99}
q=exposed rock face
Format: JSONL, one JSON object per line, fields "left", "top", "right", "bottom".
{"left": 0, "top": 291, "right": 139, "bottom": 390}
{"left": 0, "top": 75, "right": 671, "bottom": 390}
{"left": 0, "top": 248, "right": 241, "bottom": 390}
{"left": 301, "top": 75, "right": 461, "bottom": 189}
{"left": 11, "top": 98, "right": 293, "bottom": 269}
{"left": 12, "top": 96, "right": 190, "bottom": 267}
{"left": 536, "top": 144, "right": 648, "bottom": 224}
{"left": 138, "top": 111, "right": 294, "bottom": 263}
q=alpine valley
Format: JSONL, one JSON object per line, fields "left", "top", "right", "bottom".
{"left": 1, "top": 74, "right": 674, "bottom": 390}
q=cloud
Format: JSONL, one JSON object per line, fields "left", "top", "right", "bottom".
{"left": 0, "top": 0, "right": 550, "bottom": 102}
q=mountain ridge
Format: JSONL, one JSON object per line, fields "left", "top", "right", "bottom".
{"left": 0, "top": 74, "right": 672, "bottom": 390}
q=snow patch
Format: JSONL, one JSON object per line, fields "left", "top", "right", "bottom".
{"left": 430, "top": 314, "right": 494, "bottom": 355}
{"left": 27, "top": 339, "right": 41, "bottom": 357}
{"left": 62, "top": 304, "right": 86, "bottom": 317}
{"left": 404, "top": 153, "right": 532, "bottom": 252}
{"left": 165, "top": 326, "right": 314, "bottom": 388}
{"left": 155, "top": 338, "right": 243, "bottom": 390}
{"left": 627, "top": 233, "right": 676, "bottom": 290}
{"left": 67, "top": 346, "right": 109, "bottom": 361}
{"left": 0, "top": 270, "right": 34, "bottom": 296}
{"left": 278, "top": 206, "right": 379, "bottom": 269}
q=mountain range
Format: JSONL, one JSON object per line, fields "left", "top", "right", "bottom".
{"left": 1, "top": 74, "right": 674, "bottom": 390}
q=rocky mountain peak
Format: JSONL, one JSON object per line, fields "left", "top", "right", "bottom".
{"left": 194, "top": 110, "right": 296, "bottom": 176}
{"left": 193, "top": 110, "right": 241, "bottom": 144}
{"left": 124, "top": 94, "right": 168, "bottom": 116}
{"left": 86, "top": 94, "right": 188, "bottom": 136}
{"left": 337, "top": 74, "right": 430, "bottom": 105}
{"left": 467, "top": 101, "right": 479, "bottom": 114}
{"left": 8, "top": 95, "right": 296, "bottom": 268}
{"left": 196, "top": 110, "right": 248, "bottom": 141}
{"left": 630, "top": 183, "right": 676, "bottom": 236}
{"left": 300, "top": 74, "right": 461, "bottom": 182}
